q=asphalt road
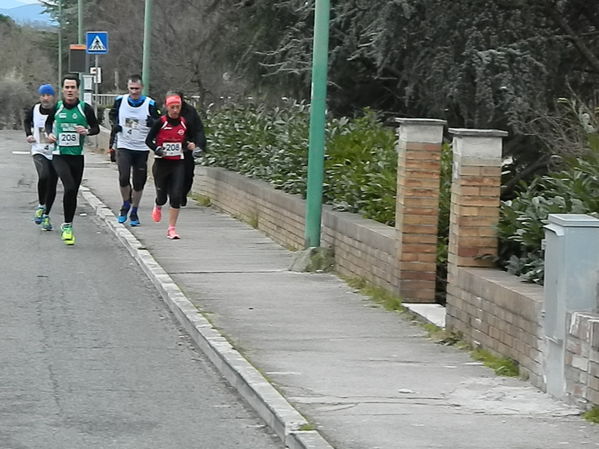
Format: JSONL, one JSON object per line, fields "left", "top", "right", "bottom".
{"left": 0, "top": 131, "right": 282, "bottom": 449}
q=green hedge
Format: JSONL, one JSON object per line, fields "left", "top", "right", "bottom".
{"left": 203, "top": 100, "right": 398, "bottom": 225}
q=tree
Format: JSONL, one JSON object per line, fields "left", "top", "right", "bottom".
{"left": 37, "top": 0, "right": 599, "bottom": 153}
{"left": 0, "top": 16, "right": 57, "bottom": 129}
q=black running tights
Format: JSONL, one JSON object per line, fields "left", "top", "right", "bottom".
{"left": 52, "top": 154, "right": 84, "bottom": 223}
{"left": 117, "top": 148, "right": 148, "bottom": 191}
{"left": 152, "top": 158, "right": 184, "bottom": 209}
{"left": 32, "top": 154, "right": 58, "bottom": 214}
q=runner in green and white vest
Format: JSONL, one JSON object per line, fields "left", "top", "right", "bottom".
{"left": 45, "top": 74, "right": 99, "bottom": 245}
{"left": 52, "top": 100, "right": 90, "bottom": 155}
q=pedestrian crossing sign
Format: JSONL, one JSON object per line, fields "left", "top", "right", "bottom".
{"left": 86, "top": 31, "right": 109, "bottom": 55}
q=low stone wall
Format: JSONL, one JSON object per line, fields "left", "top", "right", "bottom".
{"left": 193, "top": 166, "right": 397, "bottom": 292}
{"left": 446, "top": 267, "right": 545, "bottom": 388}
{"left": 565, "top": 312, "right": 599, "bottom": 408}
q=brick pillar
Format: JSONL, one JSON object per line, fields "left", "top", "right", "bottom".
{"left": 395, "top": 118, "right": 446, "bottom": 303}
{"left": 446, "top": 128, "right": 507, "bottom": 283}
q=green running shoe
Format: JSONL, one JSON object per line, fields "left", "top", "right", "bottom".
{"left": 60, "top": 223, "right": 75, "bottom": 245}
{"left": 41, "top": 214, "right": 52, "bottom": 231}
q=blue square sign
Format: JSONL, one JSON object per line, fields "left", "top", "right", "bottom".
{"left": 86, "top": 31, "right": 109, "bottom": 55}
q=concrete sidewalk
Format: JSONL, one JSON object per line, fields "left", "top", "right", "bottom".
{"left": 81, "top": 150, "right": 598, "bottom": 449}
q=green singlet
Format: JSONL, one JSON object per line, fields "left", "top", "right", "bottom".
{"left": 52, "top": 100, "right": 89, "bottom": 156}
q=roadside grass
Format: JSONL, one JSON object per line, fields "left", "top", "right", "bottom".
{"left": 470, "top": 348, "right": 519, "bottom": 377}
{"left": 345, "top": 277, "right": 403, "bottom": 312}
{"left": 247, "top": 213, "right": 259, "bottom": 229}
{"left": 583, "top": 407, "right": 599, "bottom": 424}
{"left": 189, "top": 193, "right": 211, "bottom": 207}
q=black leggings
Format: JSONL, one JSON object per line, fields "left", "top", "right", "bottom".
{"left": 32, "top": 154, "right": 58, "bottom": 214}
{"left": 152, "top": 158, "right": 184, "bottom": 209}
{"left": 117, "top": 148, "right": 149, "bottom": 191}
{"left": 52, "top": 154, "right": 84, "bottom": 223}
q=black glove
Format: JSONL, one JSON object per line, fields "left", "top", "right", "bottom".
{"left": 113, "top": 124, "right": 122, "bottom": 133}
{"left": 154, "top": 146, "right": 165, "bottom": 157}
{"left": 145, "top": 115, "right": 155, "bottom": 128}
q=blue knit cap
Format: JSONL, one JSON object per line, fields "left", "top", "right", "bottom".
{"left": 38, "top": 84, "right": 55, "bottom": 96}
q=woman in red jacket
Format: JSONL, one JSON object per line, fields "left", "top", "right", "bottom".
{"left": 145, "top": 94, "right": 197, "bottom": 239}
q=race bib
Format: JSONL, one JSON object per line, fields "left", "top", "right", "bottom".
{"left": 38, "top": 127, "right": 50, "bottom": 144}
{"left": 163, "top": 142, "right": 182, "bottom": 157}
{"left": 125, "top": 118, "right": 140, "bottom": 129}
{"left": 59, "top": 132, "right": 80, "bottom": 147}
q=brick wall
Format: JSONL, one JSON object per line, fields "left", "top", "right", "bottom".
{"left": 565, "top": 312, "right": 599, "bottom": 408}
{"left": 194, "top": 166, "right": 397, "bottom": 292}
{"left": 447, "top": 267, "right": 545, "bottom": 388}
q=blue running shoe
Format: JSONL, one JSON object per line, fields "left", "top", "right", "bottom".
{"left": 34, "top": 205, "right": 45, "bottom": 224}
{"left": 117, "top": 205, "right": 130, "bottom": 223}
{"left": 129, "top": 212, "right": 140, "bottom": 226}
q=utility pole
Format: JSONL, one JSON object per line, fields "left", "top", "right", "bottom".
{"left": 304, "top": 0, "right": 330, "bottom": 248}
{"left": 78, "top": 0, "right": 83, "bottom": 44}
{"left": 57, "top": 0, "right": 62, "bottom": 86}
{"left": 77, "top": 0, "right": 83, "bottom": 87}
{"left": 142, "top": 0, "right": 153, "bottom": 96}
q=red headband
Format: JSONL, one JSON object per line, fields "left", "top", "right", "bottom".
{"left": 165, "top": 95, "right": 181, "bottom": 106}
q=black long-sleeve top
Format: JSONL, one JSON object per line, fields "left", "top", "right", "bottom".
{"left": 181, "top": 102, "right": 207, "bottom": 151}
{"left": 44, "top": 99, "right": 100, "bottom": 136}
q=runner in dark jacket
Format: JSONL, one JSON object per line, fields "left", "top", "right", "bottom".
{"left": 176, "top": 92, "right": 207, "bottom": 206}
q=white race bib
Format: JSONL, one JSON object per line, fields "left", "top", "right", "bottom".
{"left": 163, "top": 142, "right": 182, "bottom": 157}
{"left": 38, "top": 127, "right": 50, "bottom": 144}
{"left": 59, "top": 132, "right": 80, "bottom": 147}
{"left": 125, "top": 118, "right": 140, "bottom": 129}
{"left": 125, "top": 117, "right": 140, "bottom": 135}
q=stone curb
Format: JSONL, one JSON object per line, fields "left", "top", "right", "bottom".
{"left": 80, "top": 187, "right": 335, "bottom": 449}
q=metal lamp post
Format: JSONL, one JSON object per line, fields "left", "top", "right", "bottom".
{"left": 304, "top": 0, "right": 331, "bottom": 248}
{"left": 78, "top": 0, "right": 83, "bottom": 44}
{"left": 57, "top": 0, "right": 62, "bottom": 86}
{"left": 142, "top": 0, "right": 153, "bottom": 95}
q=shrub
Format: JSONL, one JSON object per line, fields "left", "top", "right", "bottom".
{"left": 436, "top": 143, "right": 453, "bottom": 301}
{"left": 202, "top": 100, "right": 397, "bottom": 225}
{"left": 497, "top": 98, "right": 599, "bottom": 285}
{"left": 497, "top": 152, "right": 599, "bottom": 284}
{"left": 324, "top": 110, "right": 397, "bottom": 225}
